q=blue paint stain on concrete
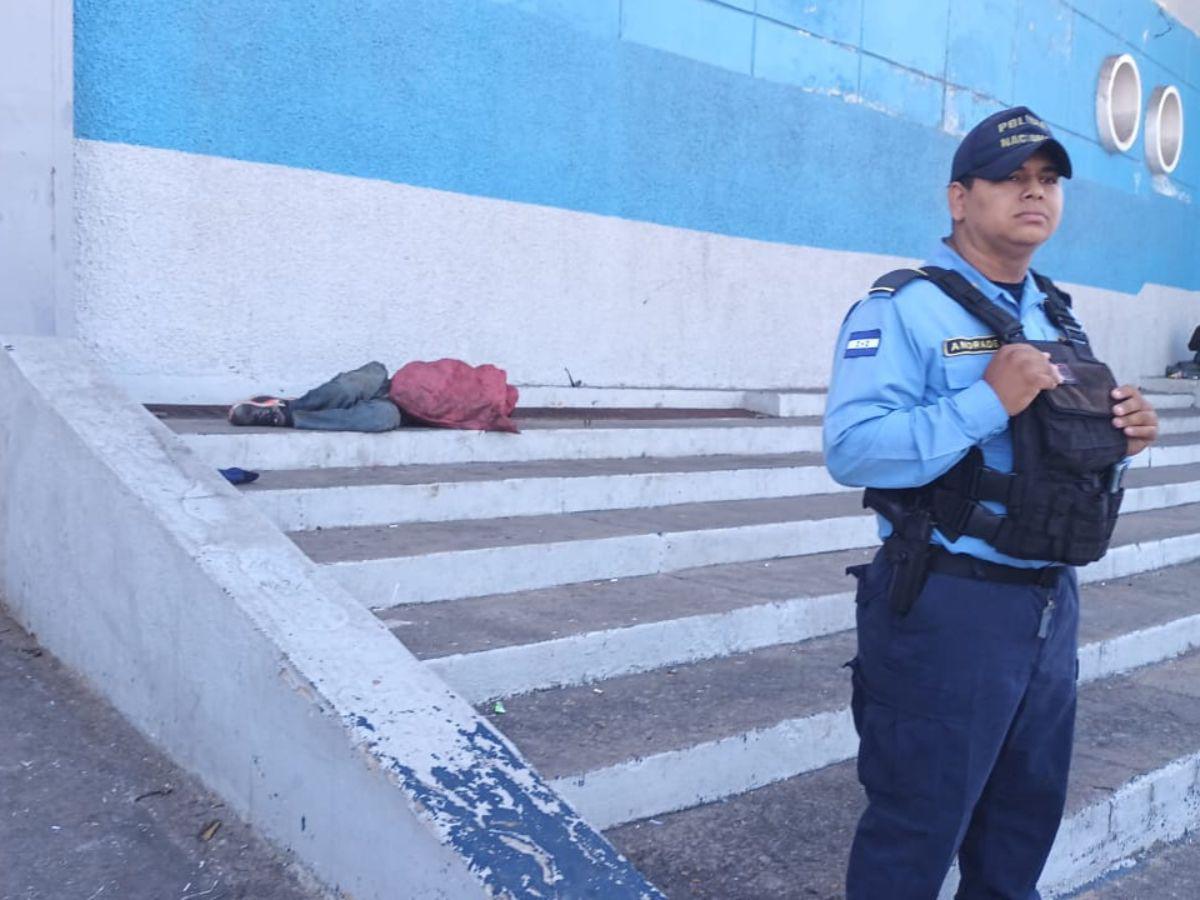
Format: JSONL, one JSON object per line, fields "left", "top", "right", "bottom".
{"left": 74, "top": 0, "right": 1200, "bottom": 293}
{"left": 384, "top": 722, "right": 663, "bottom": 898}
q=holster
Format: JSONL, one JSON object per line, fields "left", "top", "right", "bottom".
{"left": 864, "top": 488, "right": 934, "bottom": 616}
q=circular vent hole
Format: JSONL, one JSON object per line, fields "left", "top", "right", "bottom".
{"left": 1146, "top": 85, "right": 1184, "bottom": 174}
{"left": 1096, "top": 54, "right": 1142, "bottom": 153}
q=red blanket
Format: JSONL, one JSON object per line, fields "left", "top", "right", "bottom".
{"left": 389, "top": 359, "right": 519, "bottom": 433}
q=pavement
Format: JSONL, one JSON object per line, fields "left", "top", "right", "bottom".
{"left": 1066, "top": 833, "right": 1200, "bottom": 898}
{"left": 0, "top": 599, "right": 326, "bottom": 900}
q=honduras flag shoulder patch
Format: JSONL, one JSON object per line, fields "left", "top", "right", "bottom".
{"left": 844, "top": 329, "right": 882, "bottom": 358}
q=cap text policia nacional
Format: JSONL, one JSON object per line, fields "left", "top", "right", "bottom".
{"left": 951, "top": 106, "right": 1073, "bottom": 183}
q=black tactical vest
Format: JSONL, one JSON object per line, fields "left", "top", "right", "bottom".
{"left": 863, "top": 266, "right": 1127, "bottom": 566}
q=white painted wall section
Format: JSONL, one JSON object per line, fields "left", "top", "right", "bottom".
{"left": 0, "top": 0, "right": 73, "bottom": 336}
{"left": 75, "top": 141, "right": 1199, "bottom": 403}
{"left": 71, "top": 140, "right": 910, "bottom": 399}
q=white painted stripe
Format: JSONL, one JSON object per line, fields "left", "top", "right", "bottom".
{"left": 1157, "top": 413, "right": 1200, "bottom": 435}
{"left": 181, "top": 421, "right": 823, "bottom": 470}
{"left": 1117, "top": 477, "right": 1200, "bottom": 513}
{"left": 552, "top": 615, "right": 1200, "bottom": 829}
{"left": 428, "top": 591, "right": 858, "bottom": 703}
{"left": 329, "top": 484, "right": 1191, "bottom": 609}
{"left": 254, "top": 465, "right": 851, "bottom": 530}
{"left": 432, "top": 524, "right": 1200, "bottom": 703}
{"left": 183, "top": 419, "right": 1198, "bottom": 476}
{"left": 1076, "top": 614, "right": 1200, "bottom": 683}
{"left": 254, "top": 461, "right": 1198, "bottom": 533}
{"left": 741, "top": 391, "right": 827, "bottom": 418}
{"left": 1079, "top": 531, "right": 1200, "bottom": 582}
{"left": 940, "top": 754, "right": 1200, "bottom": 897}
{"left": 1129, "top": 441, "right": 1200, "bottom": 469}
{"left": 1038, "top": 753, "right": 1200, "bottom": 897}
{"left": 515, "top": 386, "right": 754, "bottom": 410}
{"left": 845, "top": 337, "right": 880, "bottom": 351}
{"left": 1145, "top": 392, "right": 1197, "bottom": 410}
{"left": 552, "top": 709, "right": 858, "bottom": 831}
{"left": 340, "top": 515, "right": 878, "bottom": 608}
{"left": 1139, "top": 378, "right": 1200, "bottom": 398}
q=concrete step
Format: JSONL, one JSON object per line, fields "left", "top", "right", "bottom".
{"left": 481, "top": 560, "right": 1200, "bottom": 830}
{"left": 1145, "top": 391, "right": 1198, "bottom": 411}
{"left": 602, "top": 646, "right": 1200, "bottom": 897}
{"left": 243, "top": 452, "right": 844, "bottom": 530}
{"left": 1154, "top": 407, "right": 1200, "bottom": 435}
{"left": 516, "top": 385, "right": 829, "bottom": 418}
{"left": 304, "top": 493, "right": 1200, "bottom": 609}
{"left": 515, "top": 386, "right": 754, "bottom": 410}
{"left": 173, "top": 406, "right": 1200, "bottom": 474}
{"left": 742, "top": 389, "right": 828, "bottom": 418}
{"left": 1064, "top": 831, "right": 1200, "bottom": 898}
{"left": 172, "top": 415, "right": 823, "bottom": 470}
{"left": 1141, "top": 377, "right": 1200, "bottom": 398}
{"left": 243, "top": 439, "right": 1200, "bottom": 530}
{"left": 384, "top": 546, "right": 872, "bottom": 699}
{"left": 385, "top": 499, "right": 1200, "bottom": 701}
{"left": 298, "top": 492, "right": 876, "bottom": 607}
{"left": 1120, "top": 462, "right": 1200, "bottom": 512}
{"left": 1132, "top": 431, "right": 1200, "bottom": 469}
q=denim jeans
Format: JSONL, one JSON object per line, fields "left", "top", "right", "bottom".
{"left": 289, "top": 361, "right": 402, "bottom": 432}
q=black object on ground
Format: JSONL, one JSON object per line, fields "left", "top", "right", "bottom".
{"left": 1166, "top": 326, "right": 1200, "bottom": 379}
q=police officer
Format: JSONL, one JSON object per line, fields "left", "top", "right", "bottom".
{"left": 824, "top": 106, "right": 1160, "bottom": 898}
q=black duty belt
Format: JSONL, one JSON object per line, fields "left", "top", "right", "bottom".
{"left": 926, "top": 548, "right": 1065, "bottom": 587}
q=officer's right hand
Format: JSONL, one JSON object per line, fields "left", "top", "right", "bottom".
{"left": 983, "top": 344, "right": 1063, "bottom": 415}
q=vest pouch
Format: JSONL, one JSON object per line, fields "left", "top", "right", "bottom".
{"left": 1028, "top": 340, "right": 1127, "bottom": 475}
{"left": 999, "top": 470, "right": 1122, "bottom": 565}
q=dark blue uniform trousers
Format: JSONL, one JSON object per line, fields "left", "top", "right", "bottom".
{"left": 845, "top": 550, "right": 1079, "bottom": 899}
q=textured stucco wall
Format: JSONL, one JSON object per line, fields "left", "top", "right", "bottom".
{"left": 71, "top": 0, "right": 1200, "bottom": 395}
{"left": 75, "top": 139, "right": 918, "bottom": 396}
{"left": 0, "top": 0, "right": 73, "bottom": 336}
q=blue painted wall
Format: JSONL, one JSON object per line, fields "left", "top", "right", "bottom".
{"left": 75, "top": 0, "right": 1200, "bottom": 293}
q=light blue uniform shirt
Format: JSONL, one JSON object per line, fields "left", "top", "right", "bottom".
{"left": 823, "top": 240, "right": 1070, "bottom": 568}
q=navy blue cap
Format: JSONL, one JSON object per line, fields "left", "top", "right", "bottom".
{"left": 951, "top": 106, "right": 1073, "bottom": 182}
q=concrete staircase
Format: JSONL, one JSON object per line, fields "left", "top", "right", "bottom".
{"left": 168, "top": 379, "right": 1200, "bottom": 897}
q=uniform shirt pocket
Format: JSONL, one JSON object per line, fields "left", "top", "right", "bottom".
{"left": 941, "top": 354, "right": 992, "bottom": 391}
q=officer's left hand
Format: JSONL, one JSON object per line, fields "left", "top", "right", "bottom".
{"left": 1112, "top": 385, "right": 1159, "bottom": 456}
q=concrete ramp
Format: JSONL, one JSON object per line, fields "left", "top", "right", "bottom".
{"left": 0, "top": 337, "right": 660, "bottom": 899}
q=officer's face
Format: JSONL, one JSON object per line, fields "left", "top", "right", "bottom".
{"left": 950, "top": 149, "right": 1064, "bottom": 250}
